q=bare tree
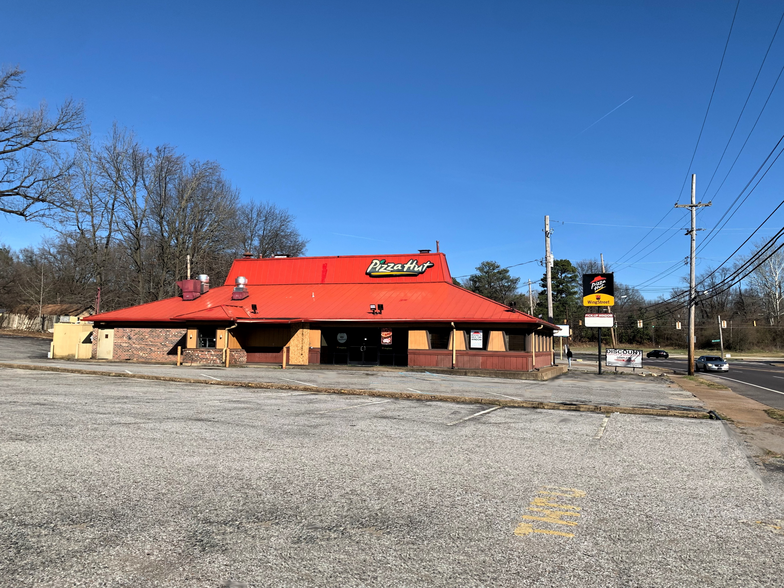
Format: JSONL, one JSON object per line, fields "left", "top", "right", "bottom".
{"left": 0, "top": 66, "right": 84, "bottom": 218}
{"left": 742, "top": 238, "right": 784, "bottom": 325}
{"left": 233, "top": 201, "right": 308, "bottom": 258}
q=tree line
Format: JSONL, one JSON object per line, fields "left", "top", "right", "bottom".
{"left": 0, "top": 67, "right": 307, "bottom": 315}
{"left": 459, "top": 246, "right": 784, "bottom": 352}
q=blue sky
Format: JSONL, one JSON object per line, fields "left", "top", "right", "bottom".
{"left": 2, "top": 0, "right": 784, "bottom": 299}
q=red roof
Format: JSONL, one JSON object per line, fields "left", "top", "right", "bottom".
{"left": 225, "top": 252, "right": 452, "bottom": 285}
{"left": 87, "top": 253, "right": 551, "bottom": 328}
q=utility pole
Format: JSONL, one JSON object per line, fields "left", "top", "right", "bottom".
{"left": 675, "top": 174, "right": 711, "bottom": 376}
{"left": 528, "top": 279, "right": 534, "bottom": 315}
{"left": 545, "top": 215, "right": 553, "bottom": 324}
{"left": 600, "top": 253, "right": 617, "bottom": 347}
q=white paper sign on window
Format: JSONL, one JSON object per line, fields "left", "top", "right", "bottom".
{"left": 470, "top": 330, "right": 483, "bottom": 349}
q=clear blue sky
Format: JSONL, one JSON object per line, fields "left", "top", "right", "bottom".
{"left": 2, "top": 0, "right": 783, "bottom": 299}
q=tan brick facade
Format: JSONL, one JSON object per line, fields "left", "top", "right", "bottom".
{"left": 111, "top": 327, "right": 187, "bottom": 363}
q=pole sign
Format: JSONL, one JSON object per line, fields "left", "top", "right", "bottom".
{"left": 606, "top": 348, "right": 643, "bottom": 368}
{"left": 582, "top": 273, "right": 614, "bottom": 306}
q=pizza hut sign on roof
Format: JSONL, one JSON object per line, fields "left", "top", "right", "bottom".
{"left": 582, "top": 273, "right": 615, "bottom": 307}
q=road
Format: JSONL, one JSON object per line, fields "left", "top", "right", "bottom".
{"left": 574, "top": 351, "right": 784, "bottom": 411}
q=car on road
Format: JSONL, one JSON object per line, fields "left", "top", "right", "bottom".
{"left": 695, "top": 355, "right": 729, "bottom": 372}
{"left": 646, "top": 349, "right": 669, "bottom": 359}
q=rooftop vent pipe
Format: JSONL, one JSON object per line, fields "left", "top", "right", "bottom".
{"left": 232, "top": 276, "right": 249, "bottom": 300}
{"left": 198, "top": 274, "right": 210, "bottom": 294}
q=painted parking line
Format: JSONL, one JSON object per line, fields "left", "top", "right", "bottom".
{"left": 407, "top": 388, "right": 424, "bottom": 394}
{"left": 446, "top": 405, "right": 502, "bottom": 426}
{"left": 200, "top": 374, "right": 222, "bottom": 381}
{"left": 315, "top": 399, "right": 392, "bottom": 414}
{"left": 594, "top": 414, "right": 611, "bottom": 440}
{"left": 280, "top": 377, "right": 317, "bottom": 387}
{"left": 515, "top": 486, "right": 586, "bottom": 538}
{"left": 124, "top": 370, "right": 132, "bottom": 374}
{"left": 717, "top": 376, "right": 784, "bottom": 397}
{"left": 483, "top": 390, "right": 523, "bottom": 401}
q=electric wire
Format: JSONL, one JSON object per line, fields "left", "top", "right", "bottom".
{"left": 702, "top": 8, "right": 784, "bottom": 197}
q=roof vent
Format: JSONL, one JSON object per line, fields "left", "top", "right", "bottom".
{"left": 198, "top": 274, "right": 210, "bottom": 293}
{"left": 273, "top": 253, "right": 290, "bottom": 258}
{"left": 418, "top": 249, "right": 431, "bottom": 254}
{"left": 177, "top": 279, "right": 202, "bottom": 301}
{"left": 242, "top": 252, "right": 253, "bottom": 259}
{"left": 232, "top": 276, "right": 249, "bottom": 300}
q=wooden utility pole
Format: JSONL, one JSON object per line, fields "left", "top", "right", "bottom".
{"left": 675, "top": 175, "right": 711, "bottom": 376}
{"left": 545, "top": 216, "right": 553, "bottom": 323}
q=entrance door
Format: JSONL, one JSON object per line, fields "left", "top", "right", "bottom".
{"left": 320, "top": 327, "right": 408, "bottom": 366}
{"left": 321, "top": 327, "right": 380, "bottom": 366}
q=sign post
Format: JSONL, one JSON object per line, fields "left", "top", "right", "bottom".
{"left": 583, "top": 273, "right": 615, "bottom": 374}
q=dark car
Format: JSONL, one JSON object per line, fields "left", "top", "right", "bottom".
{"left": 646, "top": 349, "right": 669, "bottom": 359}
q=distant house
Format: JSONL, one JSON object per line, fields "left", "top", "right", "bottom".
{"left": 1, "top": 303, "right": 94, "bottom": 332}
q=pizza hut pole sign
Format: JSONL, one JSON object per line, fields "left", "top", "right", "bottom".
{"left": 582, "top": 273, "right": 615, "bottom": 307}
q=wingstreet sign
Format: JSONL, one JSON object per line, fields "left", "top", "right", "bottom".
{"left": 582, "top": 273, "right": 614, "bottom": 306}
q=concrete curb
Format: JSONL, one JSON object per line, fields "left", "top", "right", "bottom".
{"left": 0, "top": 362, "right": 710, "bottom": 420}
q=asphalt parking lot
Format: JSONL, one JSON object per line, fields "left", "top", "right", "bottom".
{"left": 2, "top": 366, "right": 783, "bottom": 587}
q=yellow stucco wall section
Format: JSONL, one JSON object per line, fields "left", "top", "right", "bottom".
{"left": 52, "top": 323, "right": 94, "bottom": 359}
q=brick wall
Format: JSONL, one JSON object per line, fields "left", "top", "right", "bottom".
{"left": 181, "top": 348, "right": 247, "bottom": 366}
{"left": 112, "top": 327, "right": 187, "bottom": 363}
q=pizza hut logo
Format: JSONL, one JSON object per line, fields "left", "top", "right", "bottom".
{"left": 590, "top": 275, "right": 607, "bottom": 294}
{"left": 366, "top": 258, "right": 434, "bottom": 277}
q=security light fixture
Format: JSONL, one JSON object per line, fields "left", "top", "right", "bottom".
{"left": 370, "top": 303, "right": 384, "bottom": 315}
{"left": 377, "top": 304, "right": 384, "bottom": 312}
{"left": 251, "top": 304, "right": 258, "bottom": 314}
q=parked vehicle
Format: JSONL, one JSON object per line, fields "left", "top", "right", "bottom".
{"left": 646, "top": 349, "right": 669, "bottom": 359}
{"left": 695, "top": 355, "right": 729, "bottom": 372}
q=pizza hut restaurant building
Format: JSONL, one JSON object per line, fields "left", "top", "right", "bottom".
{"left": 87, "top": 252, "right": 557, "bottom": 371}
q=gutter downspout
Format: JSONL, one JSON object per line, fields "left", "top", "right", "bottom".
{"left": 532, "top": 324, "right": 543, "bottom": 371}
{"left": 451, "top": 322, "right": 457, "bottom": 369}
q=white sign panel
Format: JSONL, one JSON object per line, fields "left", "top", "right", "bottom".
{"left": 606, "top": 348, "right": 643, "bottom": 368}
{"left": 470, "top": 329, "right": 483, "bottom": 349}
{"left": 584, "top": 313, "right": 614, "bottom": 328}
{"left": 554, "top": 324, "right": 570, "bottom": 338}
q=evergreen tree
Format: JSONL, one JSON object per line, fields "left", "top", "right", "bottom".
{"left": 463, "top": 261, "right": 520, "bottom": 304}
{"left": 534, "top": 259, "right": 579, "bottom": 323}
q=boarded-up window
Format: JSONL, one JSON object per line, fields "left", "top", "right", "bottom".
{"left": 506, "top": 330, "right": 527, "bottom": 352}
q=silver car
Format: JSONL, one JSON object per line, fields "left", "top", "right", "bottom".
{"left": 695, "top": 355, "right": 729, "bottom": 372}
